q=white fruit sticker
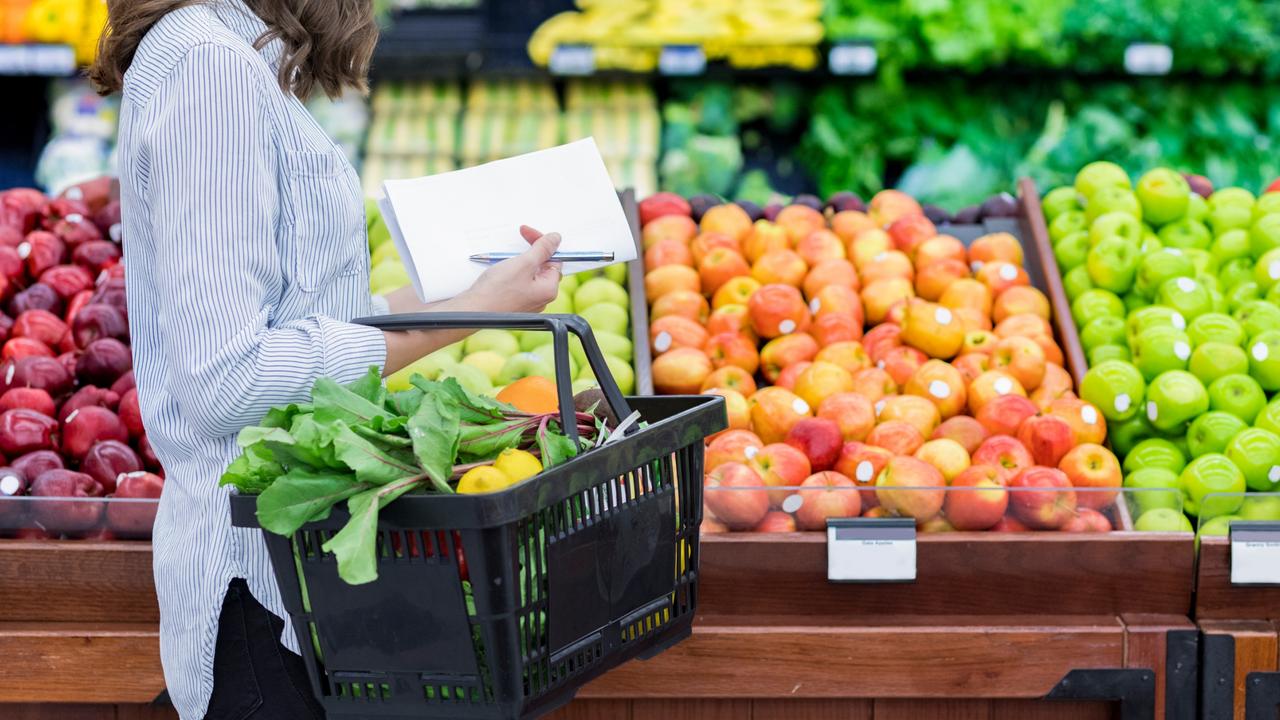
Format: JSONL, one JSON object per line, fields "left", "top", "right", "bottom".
{"left": 874, "top": 400, "right": 886, "bottom": 416}
{"left": 66, "top": 409, "right": 79, "bottom": 423}
{"left": 65, "top": 187, "right": 83, "bottom": 201}
{"left": 856, "top": 460, "right": 874, "bottom": 482}
{"left": 109, "top": 224, "right": 122, "bottom": 242}
{"left": 0, "top": 474, "right": 17, "bottom": 495}
{"left": 874, "top": 252, "right": 888, "bottom": 263}
{"left": 779, "top": 319, "right": 797, "bottom": 334}
{"left": 1171, "top": 312, "right": 1186, "bottom": 330}
{"left": 653, "top": 332, "right": 672, "bottom": 353}
{"left": 994, "top": 377, "right": 1013, "bottom": 395}
{"left": 1174, "top": 341, "right": 1191, "bottom": 360}
{"left": 1254, "top": 342, "right": 1269, "bottom": 362}
{"left": 810, "top": 298, "right": 821, "bottom": 314}
{"left": 929, "top": 380, "right": 951, "bottom": 399}
{"left": 1082, "top": 405, "right": 1099, "bottom": 426}
{"left": 1147, "top": 401, "right": 1159, "bottom": 422}
{"left": 1166, "top": 248, "right": 1182, "bottom": 256}
{"left": 66, "top": 213, "right": 83, "bottom": 225}
{"left": 781, "top": 494, "right": 804, "bottom": 513}
{"left": 1270, "top": 262, "right": 1280, "bottom": 282}
{"left": 935, "top": 307, "right": 953, "bottom": 326}
{"left": 1270, "top": 466, "right": 1280, "bottom": 483}
{"left": 877, "top": 360, "right": 886, "bottom": 369}
{"left": 1115, "top": 394, "right": 1131, "bottom": 413}
{"left": 971, "top": 261, "right": 984, "bottom": 273}
{"left": 126, "top": 471, "right": 147, "bottom": 479}
{"left": 4, "top": 364, "right": 13, "bottom": 385}
{"left": 1177, "top": 277, "right": 1196, "bottom": 293}
{"left": 793, "top": 398, "right": 810, "bottom": 415}
{"left": 16, "top": 242, "right": 29, "bottom": 259}
{"left": 744, "top": 446, "right": 759, "bottom": 460}
{"left": 999, "top": 264, "right": 1018, "bottom": 281}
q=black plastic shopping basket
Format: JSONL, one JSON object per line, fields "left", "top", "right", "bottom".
{"left": 230, "top": 313, "right": 726, "bottom": 719}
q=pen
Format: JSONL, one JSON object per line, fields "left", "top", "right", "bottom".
{"left": 469, "top": 251, "right": 616, "bottom": 264}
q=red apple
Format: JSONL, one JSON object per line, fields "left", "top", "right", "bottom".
{"left": 944, "top": 465, "right": 1009, "bottom": 530}
{"left": 875, "top": 455, "right": 946, "bottom": 521}
{"left": 784, "top": 417, "right": 843, "bottom": 471}
{"left": 1057, "top": 443, "right": 1121, "bottom": 511}
{"left": 705, "top": 430, "right": 764, "bottom": 471}
{"left": 931, "top": 415, "right": 988, "bottom": 455}
{"left": 1059, "top": 508, "right": 1112, "bottom": 533}
{"left": 794, "top": 471, "right": 862, "bottom": 530}
{"left": 1009, "top": 466, "right": 1078, "bottom": 530}
{"left": 105, "top": 471, "right": 164, "bottom": 538}
{"left": 971, "top": 435, "right": 1034, "bottom": 482}
{"left": 990, "top": 515, "right": 1030, "bottom": 532}
{"left": 833, "top": 441, "right": 892, "bottom": 508}
{"left": 749, "top": 443, "right": 812, "bottom": 507}
{"left": 753, "top": 511, "right": 798, "bottom": 533}
{"left": 1016, "top": 414, "right": 1075, "bottom": 468}
{"left": 975, "top": 394, "right": 1039, "bottom": 438}
{"left": 704, "top": 462, "right": 769, "bottom": 530}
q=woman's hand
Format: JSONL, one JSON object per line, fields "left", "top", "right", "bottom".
{"left": 463, "top": 226, "right": 563, "bottom": 313}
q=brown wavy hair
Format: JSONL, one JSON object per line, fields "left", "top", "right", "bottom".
{"left": 89, "top": 0, "right": 378, "bottom": 100}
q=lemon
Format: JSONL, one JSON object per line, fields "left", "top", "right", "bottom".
{"left": 493, "top": 449, "right": 543, "bottom": 484}
{"left": 456, "top": 466, "right": 511, "bottom": 495}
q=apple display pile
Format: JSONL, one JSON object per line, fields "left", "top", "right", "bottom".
{"left": 0, "top": 180, "right": 164, "bottom": 541}
{"left": 637, "top": 190, "right": 1128, "bottom": 534}
{"left": 1046, "top": 163, "right": 1280, "bottom": 534}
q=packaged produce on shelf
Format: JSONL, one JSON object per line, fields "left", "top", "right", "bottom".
{"left": 2, "top": 0, "right": 106, "bottom": 63}
{"left": 1043, "top": 162, "right": 1280, "bottom": 532}
{"left": 35, "top": 79, "right": 118, "bottom": 196}
{"left": 636, "top": 188, "right": 1141, "bottom": 534}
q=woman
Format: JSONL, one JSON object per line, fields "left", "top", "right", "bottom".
{"left": 90, "top": 2, "right": 562, "bottom": 718}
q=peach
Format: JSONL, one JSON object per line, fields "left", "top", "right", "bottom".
{"left": 932, "top": 415, "right": 988, "bottom": 455}
{"left": 887, "top": 214, "right": 937, "bottom": 258}
{"left": 945, "top": 465, "right": 1009, "bottom": 530}
{"left": 748, "top": 284, "right": 811, "bottom": 339}
{"left": 748, "top": 387, "right": 813, "bottom": 444}
{"left": 1046, "top": 398, "right": 1107, "bottom": 446}
{"left": 971, "top": 435, "right": 1034, "bottom": 481}
{"left": 861, "top": 277, "right": 915, "bottom": 325}
{"left": 953, "top": 307, "right": 993, "bottom": 334}
{"left": 793, "top": 361, "right": 855, "bottom": 411}
{"left": 969, "top": 232, "right": 1024, "bottom": 267}
{"left": 831, "top": 210, "right": 876, "bottom": 244}
{"left": 759, "top": 333, "right": 819, "bottom": 383}
{"left": 976, "top": 261, "right": 1030, "bottom": 296}
{"left": 904, "top": 359, "right": 968, "bottom": 419}
{"left": 1059, "top": 508, "right": 1113, "bottom": 533}
{"left": 701, "top": 203, "right": 753, "bottom": 242}
{"left": 867, "top": 420, "right": 926, "bottom": 456}
{"left": 968, "top": 370, "right": 1027, "bottom": 414}
{"left": 975, "top": 394, "right": 1039, "bottom": 437}
{"left": 652, "top": 347, "right": 712, "bottom": 394}
{"left": 939, "top": 278, "right": 994, "bottom": 316}
{"left": 994, "top": 313, "right": 1052, "bottom": 340}
{"left": 1058, "top": 443, "right": 1121, "bottom": 511}
{"left": 712, "top": 276, "right": 762, "bottom": 310}
{"left": 914, "top": 234, "right": 967, "bottom": 269}
{"left": 953, "top": 353, "right": 991, "bottom": 385}
{"left": 874, "top": 455, "right": 945, "bottom": 521}
{"left": 753, "top": 511, "right": 798, "bottom": 533}
{"left": 794, "top": 471, "right": 862, "bottom": 529}
{"left": 878, "top": 393, "right": 941, "bottom": 437}
{"left": 705, "top": 429, "right": 764, "bottom": 471}
{"left": 796, "top": 229, "right": 846, "bottom": 267}
{"left": 915, "top": 438, "right": 970, "bottom": 483}
{"left": 993, "top": 286, "right": 1050, "bottom": 323}
{"left": 851, "top": 367, "right": 896, "bottom": 403}
{"left": 815, "top": 341, "right": 871, "bottom": 376}
{"left": 784, "top": 417, "right": 844, "bottom": 472}
{"left": 775, "top": 204, "right": 826, "bottom": 244}
{"left": 707, "top": 304, "right": 755, "bottom": 341}
{"left": 705, "top": 387, "right": 750, "bottom": 439}
{"left": 642, "top": 214, "right": 697, "bottom": 250}
{"left": 645, "top": 238, "right": 694, "bottom": 271}
{"left": 811, "top": 284, "right": 863, "bottom": 322}
{"left": 704, "top": 332, "right": 760, "bottom": 375}
{"left": 811, "top": 312, "right": 862, "bottom": 347}
{"left": 990, "top": 335, "right": 1048, "bottom": 391}
{"left": 879, "top": 345, "right": 928, "bottom": 387}
{"left": 748, "top": 442, "right": 812, "bottom": 506}
{"left": 1009, "top": 466, "right": 1078, "bottom": 530}
{"left": 1016, "top": 414, "right": 1075, "bottom": 468}
{"left": 859, "top": 250, "right": 914, "bottom": 286}
{"left": 649, "top": 315, "right": 708, "bottom": 354}
{"left": 698, "top": 248, "right": 752, "bottom": 295}
{"left": 752, "top": 249, "right": 808, "bottom": 287}
{"left": 742, "top": 220, "right": 790, "bottom": 263}
{"left": 835, "top": 441, "right": 892, "bottom": 508}
{"left": 900, "top": 302, "right": 964, "bottom": 359}
{"left": 701, "top": 365, "right": 758, "bottom": 397}
{"left": 802, "top": 258, "right": 859, "bottom": 301}
{"left": 915, "top": 259, "right": 969, "bottom": 302}
{"left": 645, "top": 264, "right": 701, "bottom": 300}
{"left": 962, "top": 330, "right": 998, "bottom": 356}
{"left": 704, "top": 462, "right": 769, "bottom": 530}
{"left": 862, "top": 323, "right": 902, "bottom": 362}
{"left": 775, "top": 362, "right": 811, "bottom": 391}
{"left": 690, "top": 231, "right": 740, "bottom": 266}
{"left": 869, "top": 189, "right": 924, "bottom": 227}
{"left": 850, "top": 228, "right": 893, "bottom": 269}
{"left": 651, "top": 290, "right": 710, "bottom": 324}
{"left": 818, "top": 392, "right": 876, "bottom": 443}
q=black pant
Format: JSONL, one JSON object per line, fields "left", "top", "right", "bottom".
{"left": 204, "top": 578, "right": 326, "bottom": 720}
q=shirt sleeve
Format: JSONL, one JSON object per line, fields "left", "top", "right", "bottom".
{"left": 144, "top": 44, "right": 386, "bottom": 440}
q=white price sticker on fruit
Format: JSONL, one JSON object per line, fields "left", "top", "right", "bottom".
{"left": 549, "top": 44, "right": 595, "bottom": 76}
{"left": 829, "top": 43, "right": 878, "bottom": 76}
{"left": 1124, "top": 43, "right": 1173, "bottom": 75}
{"left": 659, "top": 45, "right": 706, "bottom": 76}
{"left": 827, "top": 518, "right": 916, "bottom": 583}
{"left": 1230, "top": 522, "right": 1280, "bottom": 586}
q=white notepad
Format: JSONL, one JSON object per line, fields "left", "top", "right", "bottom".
{"left": 378, "top": 138, "right": 637, "bottom": 303}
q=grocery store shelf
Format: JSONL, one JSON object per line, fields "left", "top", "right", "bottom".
{"left": 0, "top": 44, "right": 77, "bottom": 76}
{"left": 0, "top": 622, "right": 164, "bottom": 703}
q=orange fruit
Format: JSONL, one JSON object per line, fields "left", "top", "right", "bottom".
{"left": 496, "top": 376, "right": 559, "bottom": 414}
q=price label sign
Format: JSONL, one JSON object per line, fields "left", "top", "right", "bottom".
{"left": 1230, "top": 521, "right": 1280, "bottom": 586}
{"left": 549, "top": 44, "right": 595, "bottom": 76}
{"left": 1124, "top": 43, "right": 1173, "bottom": 76}
{"left": 0, "top": 44, "right": 76, "bottom": 76}
{"left": 829, "top": 43, "right": 878, "bottom": 76}
{"left": 827, "top": 517, "right": 916, "bottom": 583}
{"left": 659, "top": 45, "right": 706, "bottom": 76}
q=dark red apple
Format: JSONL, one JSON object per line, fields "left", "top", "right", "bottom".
{"left": 0, "top": 226, "right": 22, "bottom": 249}
{"left": 64, "top": 289, "right": 93, "bottom": 327}
{"left": 71, "top": 241, "right": 121, "bottom": 273}
{"left": 12, "top": 450, "right": 63, "bottom": 479}
{"left": 81, "top": 440, "right": 141, "bottom": 493}
{"left": 42, "top": 198, "right": 89, "bottom": 226}
{"left": 29, "top": 469, "right": 104, "bottom": 535}
{"left": 1, "top": 356, "right": 73, "bottom": 396}
{"left": 2, "top": 337, "right": 53, "bottom": 360}
{"left": 55, "top": 351, "right": 76, "bottom": 379}
{"left": 0, "top": 408, "right": 58, "bottom": 455}
{"left": 1009, "top": 466, "right": 1078, "bottom": 530}
{"left": 137, "top": 433, "right": 161, "bottom": 471}
{"left": 0, "top": 245, "right": 23, "bottom": 282}
{"left": 57, "top": 386, "right": 120, "bottom": 424}
{"left": 20, "top": 231, "right": 66, "bottom": 278}
{"left": 12, "top": 309, "right": 68, "bottom": 347}
{"left": 76, "top": 338, "right": 132, "bottom": 387}
{"left": 93, "top": 200, "right": 121, "bottom": 239}
{"left": 117, "top": 389, "right": 143, "bottom": 438}
{"left": 89, "top": 277, "right": 126, "bottom": 320}
{"left": 0, "top": 189, "right": 47, "bottom": 233}
{"left": 109, "top": 370, "right": 134, "bottom": 396}
{"left": 0, "top": 465, "right": 28, "bottom": 530}
{"left": 39, "top": 264, "right": 93, "bottom": 299}
{"left": 62, "top": 405, "right": 128, "bottom": 459}
{"left": 106, "top": 470, "right": 162, "bottom": 538}
{"left": 71, "top": 304, "right": 127, "bottom": 348}
{"left": 0, "top": 313, "right": 13, "bottom": 344}
{"left": 0, "top": 388, "right": 55, "bottom": 417}
{"left": 9, "top": 283, "right": 63, "bottom": 317}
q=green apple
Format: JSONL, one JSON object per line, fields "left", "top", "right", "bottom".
{"left": 1178, "top": 453, "right": 1247, "bottom": 517}
{"left": 1207, "top": 374, "right": 1267, "bottom": 423}
{"left": 370, "top": 241, "right": 399, "bottom": 268}
{"left": 545, "top": 288, "right": 575, "bottom": 315}
{"left": 1134, "top": 248, "right": 1195, "bottom": 298}
{"left": 1234, "top": 300, "right": 1280, "bottom": 339}
{"left": 1218, "top": 257, "right": 1255, "bottom": 292}
{"left": 1156, "top": 276, "right": 1214, "bottom": 321}
{"left": 1168, "top": 432, "right": 1192, "bottom": 461}
{"left": 603, "top": 263, "right": 628, "bottom": 285}
{"left": 1132, "top": 326, "right": 1192, "bottom": 381}
{"left": 1248, "top": 329, "right": 1280, "bottom": 390}
{"left": 1266, "top": 282, "right": 1280, "bottom": 306}
{"left": 1225, "top": 281, "right": 1261, "bottom": 313}
{"left": 1188, "top": 313, "right": 1245, "bottom": 347}
{"left": 1124, "top": 468, "right": 1182, "bottom": 515}
{"left": 1053, "top": 231, "right": 1090, "bottom": 271}
{"left": 439, "top": 342, "right": 465, "bottom": 362}
{"left": 1123, "top": 438, "right": 1186, "bottom": 475}
{"left": 1089, "top": 345, "right": 1131, "bottom": 365}
{"left": 578, "top": 354, "right": 636, "bottom": 395}
{"left": 498, "top": 352, "right": 555, "bottom": 384}
{"left": 1134, "top": 507, "right": 1194, "bottom": 533}
{"left": 1255, "top": 192, "right": 1280, "bottom": 220}
{"left": 1110, "top": 413, "right": 1156, "bottom": 457}
{"left": 1182, "top": 248, "right": 1213, "bottom": 278}
{"left": 1086, "top": 237, "right": 1140, "bottom": 293}
{"left": 593, "top": 330, "right": 634, "bottom": 362}
{"left": 559, "top": 274, "right": 581, "bottom": 294}
{"left": 369, "top": 260, "right": 411, "bottom": 295}
{"left": 1198, "top": 514, "right": 1240, "bottom": 537}
{"left": 1187, "top": 411, "right": 1248, "bottom": 457}
{"left": 1075, "top": 160, "right": 1131, "bottom": 199}
{"left": 1255, "top": 399, "right": 1280, "bottom": 436}
{"left": 1254, "top": 247, "right": 1280, "bottom": 293}
{"left": 1209, "top": 205, "right": 1254, "bottom": 237}
{"left": 439, "top": 363, "right": 494, "bottom": 396}
{"left": 571, "top": 378, "right": 598, "bottom": 395}
{"left": 1072, "top": 289, "right": 1126, "bottom": 329}
{"left": 1127, "top": 306, "right": 1186, "bottom": 344}
{"left": 531, "top": 343, "right": 579, "bottom": 379}
{"left": 1123, "top": 291, "right": 1147, "bottom": 313}
{"left": 1088, "top": 211, "right": 1143, "bottom": 247}
{"left": 1080, "top": 316, "right": 1128, "bottom": 353}
{"left": 1249, "top": 213, "right": 1280, "bottom": 257}
{"left": 1140, "top": 233, "right": 1163, "bottom": 254}
{"left": 518, "top": 331, "right": 546, "bottom": 352}
{"left": 387, "top": 353, "right": 451, "bottom": 391}
{"left": 461, "top": 351, "right": 507, "bottom": 382}
{"left": 1042, "top": 186, "right": 1082, "bottom": 220}
{"left": 1086, "top": 186, "right": 1141, "bottom": 222}
{"left": 567, "top": 336, "right": 588, "bottom": 369}
{"left": 1081, "top": 360, "right": 1146, "bottom": 422}
{"left": 574, "top": 277, "right": 628, "bottom": 310}
{"left": 1063, "top": 265, "right": 1095, "bottom": 301}
{"left": 1144, "top": 370, "right": 1208, "bottom": 432}
{"left": 1136, "top": 168, "right": 1191, "bottom": 225}
{"left": 1186, "top": 193, "right": 1208, "bottom": 222}
{"left": 1209, "top": 187, "right": 1256, "bottom": 211}
{"left": 578, "top": 303, "right": 629, "bottom": 336}
{"left": 1239, "top": 495, "right": 1280, "bottom": 520}
{"left": 1188, "top": 342, "right": 1249, "bottom": 385}
{"left": 463, "top": 329, "right": 519, "bottom": 357}
{"left": 1225, "top": 428, "right": 1280, "bottom": 492}
{"left": 1210, "top": 229, "right": 1252, "bottom": 268}
{"left": 1157, "top": 218, "right": 1212, "bottom": 250}
{"left": 1049, "top": 210, "right": 1088, "bottom": 243}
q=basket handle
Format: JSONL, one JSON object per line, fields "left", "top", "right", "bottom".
{"left": 352, "top": 312, "right": 634, "bottom": 446}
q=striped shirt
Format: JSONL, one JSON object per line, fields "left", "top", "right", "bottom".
{"left": 116, "top": 2, "right": 388, "bottom": 717}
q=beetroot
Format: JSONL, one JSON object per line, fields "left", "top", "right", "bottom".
{"left": 0, "top": 465, "right": 28, "bottom": 531}
{"left": 30, "top": 469, "right": 103, "bottom": 535}
{"left": 40, "top": 264, "right": 93, "bottom": 300}
{"left": 72, "top": 241, "right": 121, "bottom": 274}
{"left": 13, "top": 309, "right": 68, "bottom": 347}
{"left": 137, "top": 433, "right": 161, "bottom": 471}
{"left": 62, "top": 405, "right": 128, "bottom": 459}
{"left": 81, "top": 440, "right": 141, "bottom": 493}
{"left": 2, "top": 337, "right": 53, "bottom": 361}
{"left": 106, "top": 470, "right": 162, "bottom": 538}
{"left": 110, "top": 370, "right": 134, "bottom": 396}
{"left": 117, "top": 388, "right": 143, "bottom": 438}
{"left": 20, "top": 231, "right": 66, "bottom": 278}
{"left": 0, "top": 408, "right": 58, "bottom": 455}
{"left": 2, "top": 356, "right": 73, "bottom": 396}
{"left": 76, "top": 338, "right": 132, "bottom": 387}
{"left": 57, "top": 385, "right": 119, "bottom": 423}
{"left": 71, "top": 304, "right": 127, "bottom": 348}
{"left": 9, "top": 283, "right": 63, "bottom": 317}
{"left": 13, "top": 449, "right": 63, "bottom": 479}
{"left": 0, "top": 388, "right": 55, "bottom": 417}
